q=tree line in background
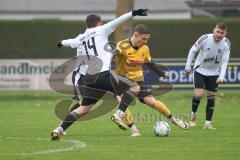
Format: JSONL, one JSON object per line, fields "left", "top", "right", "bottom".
{"left": 0, "top": 18, "right": 239, "bottom": 59}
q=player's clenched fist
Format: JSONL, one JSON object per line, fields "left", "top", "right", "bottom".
{"left": 132, "top": 9, "right": 149, "bottom": 16}
{"left": 57, "top": 41, "right": 63, "bottom": 48}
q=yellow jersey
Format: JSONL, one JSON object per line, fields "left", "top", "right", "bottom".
{"left": 113, "top": 39, "right": 151, "bottom": 82}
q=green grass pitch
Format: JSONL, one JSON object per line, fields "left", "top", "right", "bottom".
{"left": 0, "top": 90, "right": 239, "bottom": 160}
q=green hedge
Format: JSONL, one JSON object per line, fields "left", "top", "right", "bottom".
{"left": 0, "top": 18, "right": 239, "bottom": 59}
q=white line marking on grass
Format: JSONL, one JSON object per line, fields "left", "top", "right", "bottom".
{"left": 0, "top": 136, "right": 86, "bottom": 156}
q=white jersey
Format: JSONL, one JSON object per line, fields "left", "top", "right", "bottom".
{"left": 61, "top": 12, "right": 132, "bottom": 75}
{"left": 185, "top": 34, "right": 231, "bottom": 81}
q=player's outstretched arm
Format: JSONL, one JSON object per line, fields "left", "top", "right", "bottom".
{"left": 103, "top": 9, "right": 148, "bottom": 35}
{"left": 146, "top": 61, "right": 167, "bottom": 77}
{"left": 57, "top": 38, "right": 80, "bottom": 49}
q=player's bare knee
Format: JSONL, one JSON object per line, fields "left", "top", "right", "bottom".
{"left": 73, "top": 105, "right": 92, "bottom": 115}
{"left": 143, "top": 96, "right": 155, "bottom": 107}
{"left": 115, "top": 95, "right": 122, "bottom": 103}
{"left": 129, "top": 85, "right": 140, "bottom": 95}
{"left": 194, "top": 89, "right": 204, "bottom": 98}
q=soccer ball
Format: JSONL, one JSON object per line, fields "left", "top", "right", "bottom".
{"left": 153, "top": 121, "right": 171, "bottom": 137}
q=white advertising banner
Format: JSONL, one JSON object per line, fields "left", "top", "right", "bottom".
{"left": 0, "top": 59, "right": 72, "bottom": 90}
{"left": 1, "top": 58, "right": 239, "bottom": 91}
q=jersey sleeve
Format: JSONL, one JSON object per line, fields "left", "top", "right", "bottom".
{"left": 144, "top": 46, "right": 151, "bottom": 62}
{"left": 115, "top": 40, "right": 130, "bottom": 56}
{"left": 218, "top": 39, "right": 231, "bottom": 81}
{"left": 61, "top": 34, "right": 82, "bottom": 48}
{"left": 62, "top": 34, "right": 81, "bottom": 48}
{"left": 101, "top": 12, "right": 132, "bottom": 35}
{"left": 112, "top": 54, "right": 118, "bottom": 62}
{"left": 185, "top": 34, "right": 208, "bottom": 70}
{"left": 61, "top": 38, "right": 79, "bottom": 48}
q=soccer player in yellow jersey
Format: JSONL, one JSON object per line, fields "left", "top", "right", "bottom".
{"left": 112, "top": 24, "right": 189, "bottom": 136}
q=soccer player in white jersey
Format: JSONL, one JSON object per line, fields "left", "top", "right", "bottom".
{"left": 51, "top": 9, "right": 148, "bottom": 140}
{"left": 185, "top": 22, "right": 231, "bottom": 129}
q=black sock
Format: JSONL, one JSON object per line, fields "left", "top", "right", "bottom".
{"left": 206, "top": 96, "right": 215, "bottom": 121}
{"left": 60, "top": 111, "right": 79, "bottom": 131}
{"left": 167, "top": 114, "right": 172, "bottom": 119}
{"left": 70, "top": 103, "right": 80, "bottom": 112}
{"left": 128, "top": 123, "right": 134, "bottom": 128}
{"left": 192, "top": 96, "right": 201, "bottom": 113}
{"left": 118, "top": 90, "right": 135, "bottom": 112}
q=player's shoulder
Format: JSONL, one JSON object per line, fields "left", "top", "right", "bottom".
{"left": 75, "top": 33, "right": 83, "bottom": 39}
{"left": 117, "top": 39, "right": 131, "bottom": 48}
{"left": 97, "top": 25, "right": 112, "bottom": 34}
{"left": 84, "top": 27, "right": 101, "bottom": 35}
{"left": 118, "top": 39, "right": 130, "bottom": 44}
{"left": 223, "top": 37, "right": 231, "bottom": 46}
{"left": 197, "top": 34, "right": 210, "bottom": 44}
{"left": 223, "top": 37, "right": 231, "bottom": 50}
{"left": 140, "top": 45, "right": 150, "bottom": 52}
{"left": 94, "top": 26, "right": 103, "bottom": 31}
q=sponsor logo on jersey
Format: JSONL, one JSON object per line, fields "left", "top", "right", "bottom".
{"left": 130, "top": 60, "right": 143, "bottom": 65}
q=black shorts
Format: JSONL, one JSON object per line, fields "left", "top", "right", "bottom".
{"left": 116, "top": 80, "right": 152, "bottom": 104}
{"left": 77, "top": 71, "right": 136, "bottom": 106}
{"left": 137, "top": 81, "right": 152, "bottom": 103}
{"left": 72, "top": 71, "right": 78, "bottom": 94}
{"left": 194, "top": 71, "right": 218, "bottom": 92}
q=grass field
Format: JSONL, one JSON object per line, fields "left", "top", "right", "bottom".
{"left": 0, "top": 90, "right": 239, "bottom": 160}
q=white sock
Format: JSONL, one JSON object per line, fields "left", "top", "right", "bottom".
{"left": 115, "top": 109, "right": 125, "bottom": 118}
{"left": 130, "top": 124, "right": 139, "bottom": 133}
{"left": 169, "top": 115, "right": 175, "bottom": 122}
{"left": 205, "top": 120, "right": 211, "bottom": 125}
{"left": 56, "top": 127, "right": 64, "bottom": 133}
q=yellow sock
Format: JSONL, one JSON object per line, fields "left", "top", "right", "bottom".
{"left": 124, "top": 108, "right": 134, "bottom": 126}
{"left": 152, "top": 100, "right": 171, "bottom": 117}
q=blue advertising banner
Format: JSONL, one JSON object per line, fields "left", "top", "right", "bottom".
{"left": 143, "top": 59, "right": 240, "bottom": 90}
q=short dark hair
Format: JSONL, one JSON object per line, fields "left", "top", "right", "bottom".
{"left": 216, "top": 22, "right": 227, "bottom": 31}
{"left": 134, "top": 24, "right": 150, "bottom": 34}
{"left": 85, "top": 14, "right": 101, "bottom": 28}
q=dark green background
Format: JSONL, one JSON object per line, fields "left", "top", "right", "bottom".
{"left": 0, "top": 18, "right": 239, "bottom": 59}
